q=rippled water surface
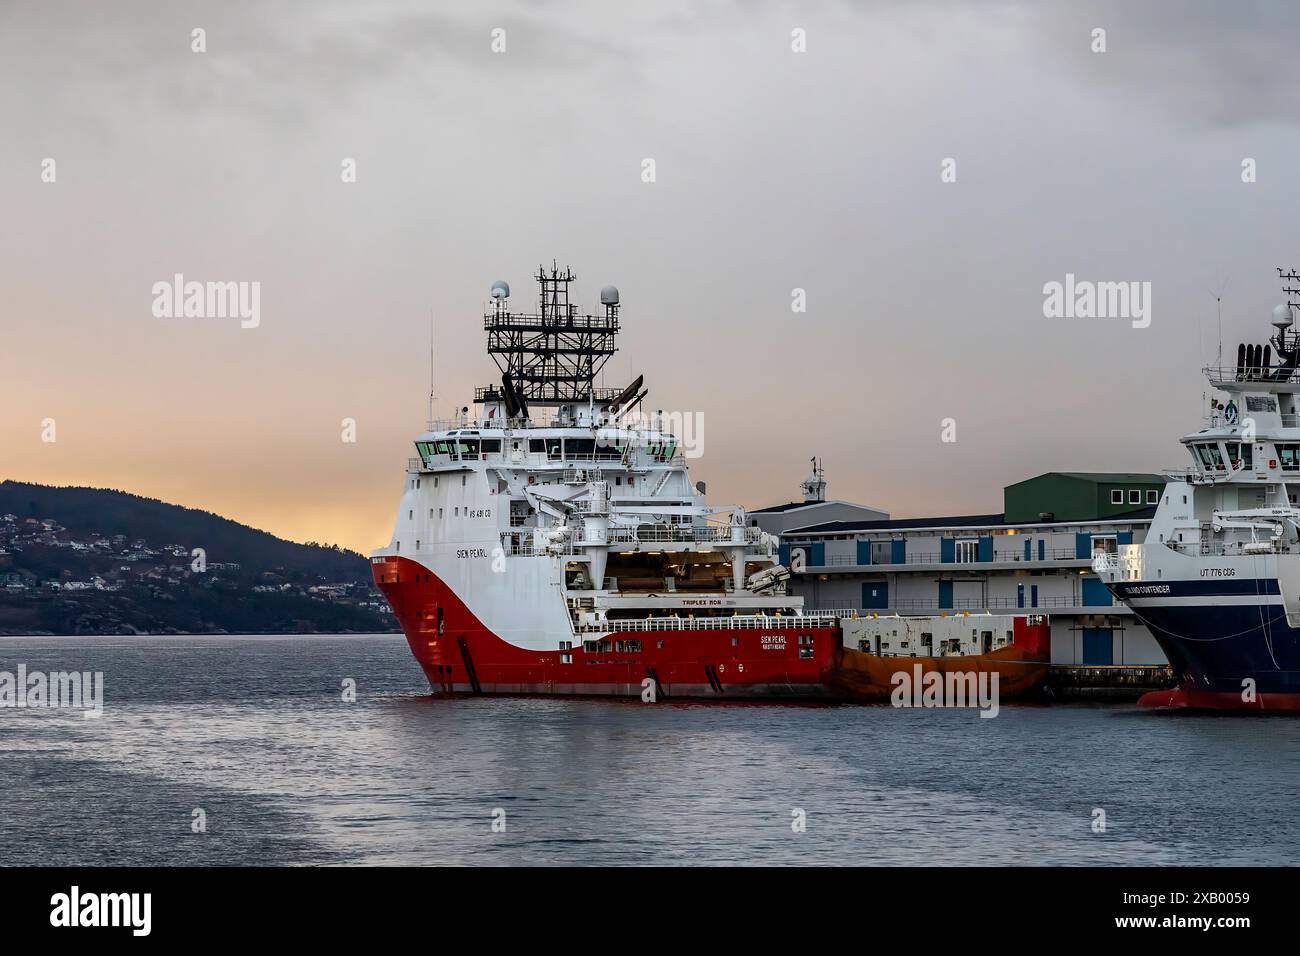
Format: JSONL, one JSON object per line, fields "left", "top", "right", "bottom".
{"left": 1, "top": 634, "right": 1296, "bottom": 866}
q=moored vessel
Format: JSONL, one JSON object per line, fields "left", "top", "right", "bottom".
{"left": 1094, "top": 270, "right": 1300, "bottom": 711}
{"left": 371, "top": 263, "right": 1052, "bottom": 702}
{"left": 831, "top": 613, "right": 1051, "bottom": 701}
{"left": 372, "top": 264, "right": 839, "bottom": 698}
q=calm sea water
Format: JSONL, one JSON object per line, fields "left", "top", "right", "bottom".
{"left": 0, "top": 634, "right": 1296, "bottom": 866}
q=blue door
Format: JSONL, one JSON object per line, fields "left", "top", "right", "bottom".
{"left": 1082, "top": 577, "right": 1112, "bottom": 606}
{"left": 1017, "top": 583, "right": 1025, "bottom": 608}
{"left": 862, "top": 581, "right": 889, "bottom": 610}
{"left": 1030, "top": 584, "right": 1038, "bottom": 608}
{"left": 1082, "top": 628, "right": 1114, "bottom": 665}
{"left": 938, "top": 580, "right": 953, "bottom": 609}
{"left": 1075, "top": 533, "right": 1092, "bottom": 559}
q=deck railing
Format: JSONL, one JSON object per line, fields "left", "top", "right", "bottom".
{"left": 573, "top": 525, "right": 764, "bottom": 546}
{"left": 586, "top": 612, "right": 842, "bottom": 633}
{"left": 809, "top": 547, "right": 1085, "bottom": 569}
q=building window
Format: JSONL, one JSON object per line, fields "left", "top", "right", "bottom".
{"left": 1146, "top": 489, "right": 1158, "bottom": 504}
{"left": 954, "top": 539, "right": 979, "bottom": 563}
{"left": 1128, "top": 490, "right": 1140, "bottom": 504}
{"left": 1092, "top": 534, "right": 1117, "bottom": 556}
{"left": 1110, "top": 489, "right": 1123, "bottom": 504}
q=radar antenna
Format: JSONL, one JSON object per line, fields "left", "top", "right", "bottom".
{"left": 475, "top": 262, "right": 626, "bottom": 412}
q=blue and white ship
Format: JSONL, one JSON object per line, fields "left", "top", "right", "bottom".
{"left": 1094, "top": 270, "right": 1300, "bottom": 710}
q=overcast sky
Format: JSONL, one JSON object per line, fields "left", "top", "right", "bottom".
{"left": 4, "top": 0, "right": 1300, "bottom": 551}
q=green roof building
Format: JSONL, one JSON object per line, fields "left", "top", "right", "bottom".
{"left": 1003, "top": 472, "right": 1165, "bottom": 524}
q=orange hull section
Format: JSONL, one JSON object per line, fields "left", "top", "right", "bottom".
{"left": 827, "top": 644, "right": 1050, "bottom": 701}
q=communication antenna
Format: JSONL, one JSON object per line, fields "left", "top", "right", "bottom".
{"left": 426, "top": 309, "right": 437, "bottom": 430}
{"left": 1205, "top": 275, "right": 1229, "bottom": 368}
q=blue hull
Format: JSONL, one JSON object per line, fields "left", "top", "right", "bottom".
{"left": 1110, "top": 579, "right": 1300, "bottom": 696}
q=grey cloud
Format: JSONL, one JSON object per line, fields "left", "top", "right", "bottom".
{"left": 1023, "top": 0, "right": 1300, "bottom": 129}
{"left": 0, "top": 0, "right": 643, "bottom": 130}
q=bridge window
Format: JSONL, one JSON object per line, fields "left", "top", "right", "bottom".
{"left": 481, "top": 439, "right": 501, "bottom": 454}
{"left": 1279, "top": 444, "right": 1300, "bottom": 471}
{"left": 565, "top": 438, "right": 595, "bottom": 459}
{"left": 529, "top": 439, "right": 545, "bottom": 453}
{"left": 1194, "top": 443, "right": 1224, "bottom": 471}
{"left": 547, "top": 438, "right": 562, "bottom": 460}
{"left": 1128, "top": 489, "right": 1140, "bottom": 504}
{"left": 450, "top": 439, "right": 479, "bottom": 460}
{"left": 1110, "top": 489, "right": 1123, "bottom": 504}
{"left": 1146, "top": 490, "right": 1158, "bottom": 504}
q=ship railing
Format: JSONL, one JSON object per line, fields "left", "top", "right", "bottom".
{"left": 584, "top": 612, "right": 842, "bottom": 633}
{"left": 809, "top": 548, "right": 1083, "bottom": 568}
{"left": 424, "top": 411, "right": 664, "bottom": 431}
{"left": 1165, "top": 539, "right": 1291, "bottom": 557}
{"left": 1091, "top": 551, "right": 1122, "bottom": 572}
{"left": 572, "top": 525, "right": 765, "bottom": 546}
{"left": 481, "top": 314, "right": 620, "bottom": 333}
{"left": 881, "top": 597, "right": 1093, "bottom": 611}
{"left": 1203, "top": 366, "right": 1300, "bottom": 387}
{"left": 1161, "top": 468, "right": 1219, "bottom": 485}
{"left": 408, "top": 450, "right": 685, "bottom": 473}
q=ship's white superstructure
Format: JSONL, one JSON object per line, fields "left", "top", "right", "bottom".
{"left": 1094, "top": 280, "right": 1300, "bottom": 708}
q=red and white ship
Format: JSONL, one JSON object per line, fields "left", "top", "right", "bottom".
{"left": 372, "top": 264, "right": 1049, "bottom": 700}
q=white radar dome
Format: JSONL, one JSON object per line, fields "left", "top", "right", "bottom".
{"left": 600, "top": 285, "right": 620, "bottom": 305}
{"left": 1272, "top": 303, "right": 1293, "bottom": 329}
{"left": 490, "top": 280, "right": 511, "bottom": 299}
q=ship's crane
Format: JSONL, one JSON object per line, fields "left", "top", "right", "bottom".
{"left": 1211, "top": 507, "right": 1300, "bottom": 552}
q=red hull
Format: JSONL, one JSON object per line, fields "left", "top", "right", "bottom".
{"left": 374, "top": 556, "right": 840, "bottom": 699}
{"left": 1137, "top": 686, "right": 1300, "bottom": 712}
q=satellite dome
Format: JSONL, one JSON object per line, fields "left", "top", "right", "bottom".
{"left": 1273, "top": 303, "right": 1293, "bottom": 329}
{"left": 490, "top": 280, "right": 511, "bottom": 299}
{"left": 600, "top": 285, "right": 620, "bottom": 305}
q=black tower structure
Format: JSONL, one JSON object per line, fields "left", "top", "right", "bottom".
{"left": 475, "top": 263, "right": 623, "bottom": 415}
